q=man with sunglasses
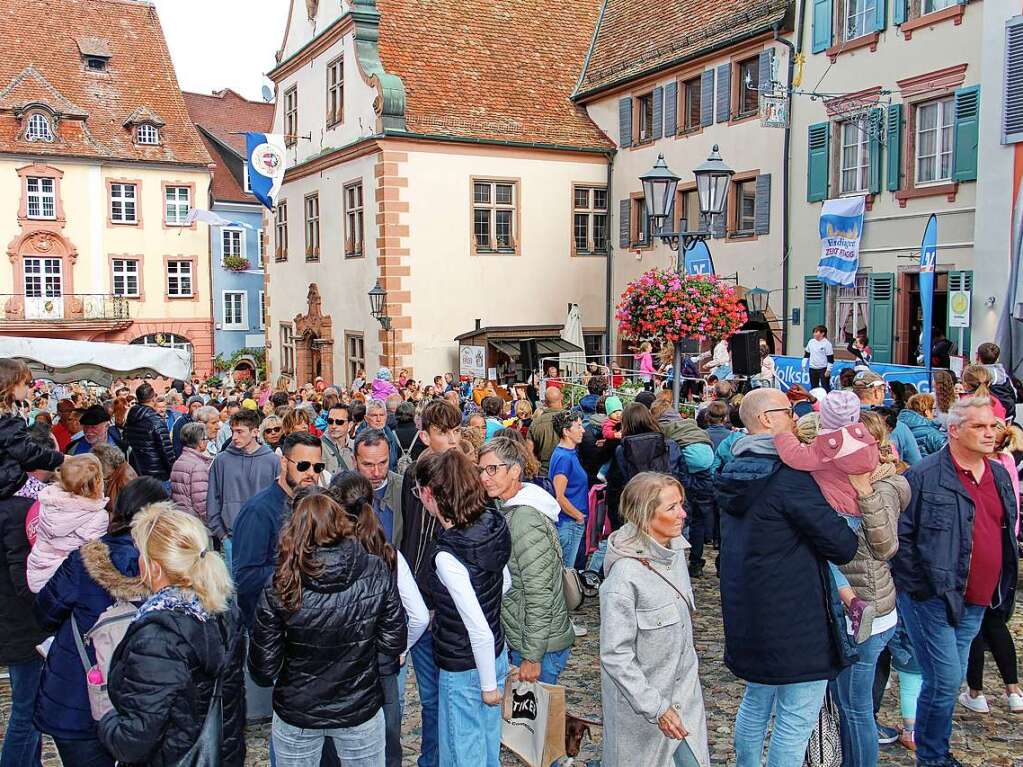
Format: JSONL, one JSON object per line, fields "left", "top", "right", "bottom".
{"left": 321, "top": 404, "right": 355, "bottom": 476}
{"left": 853, "top": 371, "right": 922, "bottom": 466}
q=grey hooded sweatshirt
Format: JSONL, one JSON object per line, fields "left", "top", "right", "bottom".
{"left": 207, "top": 443, "right": 281, "bottom": 539}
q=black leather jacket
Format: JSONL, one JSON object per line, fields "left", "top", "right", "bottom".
{"left": 123, "top": 404, "right": 175, "bottom": 481}
{"left": 249, "top": 538, "right": 407, "bottom": 728}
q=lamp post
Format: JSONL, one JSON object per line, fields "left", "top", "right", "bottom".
{"left": 368, "top": 280, "right": 394, "bottom": 373}
{"left": 744, "top": 286, "right": 770, "bottom": 318}
{"left": 639, "top": 146, "right": 734, "bottom": 405}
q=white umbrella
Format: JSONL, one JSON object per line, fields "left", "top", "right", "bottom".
{"left": 560, "top": 303, "right": 586, "bottom": 381}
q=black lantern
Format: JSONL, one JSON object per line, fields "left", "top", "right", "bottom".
{"left": 745, "top": 287, "right": 770, "bottom": 315}
{"left": 368, "top": 281, "right": 387, "bottom": 322}
{"left": 639, "top": 154, "right": 681, "bottom": 229}
{"left": 693, "top": 144, "right": 734, "bottom": 219}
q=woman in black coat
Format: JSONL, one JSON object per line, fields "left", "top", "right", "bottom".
{"left": 97, "top": 503, "right": 245, "bottom": 766}
{"left": 249, "top": 490, "right": 406, "bottom": 764}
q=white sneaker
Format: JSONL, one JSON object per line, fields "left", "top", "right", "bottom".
{"left": 958, "top": 691, "right": 989, "bottom": 713}
{"left": 1005, "top": 692, "right": 1023, "bottom": 713}
{"left": 572, "top": 620, "right": 588, "bottom": 637}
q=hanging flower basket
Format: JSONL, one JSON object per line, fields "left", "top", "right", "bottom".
{"left": 223, "top": 255, "right": 251, "bottom": 272}
{"left": 616, "top": 269, "right": 747, "bottom": 343}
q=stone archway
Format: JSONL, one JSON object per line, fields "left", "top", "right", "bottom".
{"left": 293, "top": 283, "right": 334, "bottom": 386}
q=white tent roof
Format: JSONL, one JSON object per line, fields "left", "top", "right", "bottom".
{"left": 0, "top": 336, "right": 192, "bottom": 386}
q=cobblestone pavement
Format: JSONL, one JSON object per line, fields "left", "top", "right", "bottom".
{"left": 4, "top": 561, "right": 1021, "bottom": 765}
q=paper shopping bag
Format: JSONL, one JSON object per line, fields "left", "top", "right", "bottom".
{"left": 501, "top": 677, "right": 567, "bottom": 767}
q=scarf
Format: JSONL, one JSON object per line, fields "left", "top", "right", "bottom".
{"left": 135, "top": 586, "right": 211, "bottom": 624}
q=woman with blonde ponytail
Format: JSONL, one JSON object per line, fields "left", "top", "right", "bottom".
{"left": 961, "top": 364, "right": 1008, "bottom": 419}
{"left": 97, "top": 504, "right": 246, "bottom": 766}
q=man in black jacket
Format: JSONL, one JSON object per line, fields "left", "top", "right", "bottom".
{"left": 716, "top": 388, "right": 858, "bottom": 767}
{"left": 892, "top": 396, "right": 1018, "bottom": 766}
{"left": 123, "top": 383, "right": 175, "bottom": 483}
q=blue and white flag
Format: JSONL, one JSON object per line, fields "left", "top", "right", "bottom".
{"left": 245, "top": 132, "right": 287, "bottom": 211}
{"left": 817, "top": 195, "right": 866, "bottom": 287}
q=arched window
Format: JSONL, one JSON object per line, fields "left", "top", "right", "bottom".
{"left": 26, "top": 113, "right": 54, "bottom": 143}
{"left": 131, "top": 333, "right": 192, "bottom": 353}
{"left": 136, "top": 123, "right": 160, "bottom": 145}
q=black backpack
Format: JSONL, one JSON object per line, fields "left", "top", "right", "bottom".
{"left": 990, "top": 380, "right": 1018, "bottom": 423}
{"left": 622, "top": 433, "right": 670, "bottom": 478}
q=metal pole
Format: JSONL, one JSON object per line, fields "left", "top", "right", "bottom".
{"left": 672, "top": 242, "right": 684, "bottom": 407}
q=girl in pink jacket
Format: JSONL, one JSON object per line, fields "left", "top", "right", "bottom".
{"left": 26, "top": 453, "right": 108, "bottom": 592}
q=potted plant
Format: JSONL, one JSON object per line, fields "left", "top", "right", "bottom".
{"left": 223, "top": 255, "right": 251, "bottom": 272}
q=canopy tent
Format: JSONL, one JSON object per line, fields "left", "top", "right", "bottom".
{"left": 0, "top": 336, "right": 192, "bottom": 386}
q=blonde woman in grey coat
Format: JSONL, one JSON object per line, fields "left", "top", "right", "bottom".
{"left": 600, "top": 472, "right": 710, "bottom": 767}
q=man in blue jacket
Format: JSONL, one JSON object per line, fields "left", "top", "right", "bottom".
{"left": 891, "top": 396, "right": 1018, "bottom": 767}
{"left": 716, "top": 388, "right": 859, "bottom": 767}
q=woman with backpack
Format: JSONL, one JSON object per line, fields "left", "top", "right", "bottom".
{"left": 97, "top": 504, "right": 246, "bottom": 766}
{"left": 33, "top": 477, "right": 166, "bottom": 766}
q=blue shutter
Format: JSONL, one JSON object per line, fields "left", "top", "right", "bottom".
{"left": 893, "top": 0, "right": 907, "bottom": 25}
{"left": 812, "top": 0, "right": 833, "bottom": 54}
{"left": 803, "top": 277, "right": 826, "bottom": 346}
{"left": 715, "top": 64, "right": 730, "bottom": 123}
{"left": 754, "top": 174, "right": 771, "bottom": 235}
{"left": 1005, "top": 16, "right": 1023, "bottom": 144}
{"left": 703, "top": 69, "right": 716, "bottom": 126}
{"left": 619, "top": 199, "right": 631, "bottom": 248}
{"left": 618, "top": 97, "right": 633, "bottom": 148}
{"left": 874, "top": 0, "right": 887, "bottom": 32}
{"left": 758, "top": 49, "right": 774, "bottom": 93}
{"left": 952, "top": 85, "right": 980, "bottom": 181}
{"left": 886, "top": 104, "right": 902, "bottom": 191}
{"left": 946, "top": 271, "right": 973, "bottom": 356}
{"left": 663, "top": 81, "right": 678, "bottom": 137}
{"left": 868, "top": 108, "right": 883, "bottom": 195}
{"left": 807, "top": 122, "right": 830, "bottom": 202}
{"left": 651, "top": 86, "right": 663, "bottom": 140}
{"left": 868, "top": 273, "right": 895, "bottom": 363}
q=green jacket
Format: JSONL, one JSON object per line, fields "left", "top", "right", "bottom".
{"left": 528, "top": 409, "right": 560, "bottom": 474}
{"left": 500, "top": 502, "right": 574, "bottom": 661}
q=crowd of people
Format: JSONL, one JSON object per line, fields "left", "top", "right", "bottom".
{"left": 0, "top": 337, "right": 1019, "bottom": 767}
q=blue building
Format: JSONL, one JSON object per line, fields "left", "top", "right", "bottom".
{"left": 183, "top": 89, "right": 274, "bottom": 382}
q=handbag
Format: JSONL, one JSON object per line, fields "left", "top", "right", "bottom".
{"left": 171, "top": 673, "right": 224, "bottom": 767}
{"left": 803, "top": 687, "right": 842, "bottom": 767}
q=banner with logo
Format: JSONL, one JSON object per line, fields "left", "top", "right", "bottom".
{"left": 817, "top": 195, "right": 866, "bottom": 287}
{"left": 771, "top": 355, "right": 933, "bottom": 393}
{"left": 683, "top": 240, "right": 715, "bottom": 276}
{"left": 245, "top": 132, "right": 287, "bottom": 211}
{"left": 919, "top": 214, "right": 938, "bottom": 383}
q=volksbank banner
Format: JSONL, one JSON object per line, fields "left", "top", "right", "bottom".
{"left": 771, "top": 356, "right": 933, "bottom": 393}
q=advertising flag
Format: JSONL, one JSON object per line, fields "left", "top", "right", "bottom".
{"left": 817, "top": 195, "right": 866, "bottom": 287}
{"left": 683, "top": 240, "right": 715, "bottom": 276}
{"left": 245, "top": 132, "right": 287, "bottom": 210}
{"left": 919, "top": 214, "right": 938, "bottom": 382}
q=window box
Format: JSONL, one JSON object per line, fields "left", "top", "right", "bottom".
{"left": 223, "top": 255, "right": 252, "bottom": 272}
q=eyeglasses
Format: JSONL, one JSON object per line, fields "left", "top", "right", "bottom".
{"left": 286, "top": 458, "right": 325, "bottom": 473}
{"left": 478, "top": 463, "right": 508, "bottom": 476}
{"left": 763, "top": 407, "right": 794, "bottom": 418}
{"left": 264, "top": 426, "right": 282, "bottom": 434}
{"left": 326, "top": 418, "right": 348, "bottom": 426}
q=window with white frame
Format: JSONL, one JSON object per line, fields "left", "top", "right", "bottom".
{"left": 734, "top": 179, "right": 756, "bottom": 233}
{"left": 915, "top": 97, "right": 954, "bottom": 185}
{"left": 222, "top": 228, "right": 244, "bottom": 263}
{"left": 275, "top": 202, "right": 288, "bottom": 260}
{"left": 327, "top": 56, "right": 344, "bottom": 127}
{"left": 110, "top": 183, "right": 137, "bottom": 223}
{"left": 222, "top": 291, "right": 247, "bottom": 329}
{"left": 284, "top": 86, "right": 298, "bottom": 146}
{"left": 23, "top": 257, "right": 62, "bottom": 298}
{"left": 243, "top": 166, "right": 251, "bottom": 194}
{"left": 573, "top": 186, "right": 608, "bottom": 254}
{"left": 132, "top": 333, "right": 192, "bottom": 352}
{"left": 164, "top": 186, "right": 190, "bottom": 225}
{"left": 473, "top": 180, "right": 517, "bottom": 252}
{"left": 304, "top": 194, "right": 320, "bottom": 261}
{"left": 280, "top": 323, "right": 295, "bottom": 374}
{"left": 112, "top": 258, "right": 140, "bottom": 297}
{"left": 166, "top": 260, "right": 193, "bottom": 297}
{"left": 344, "top": 182, "right": 364, "bottom": 257}
{"left": 345, "top": 333, "right": 364, "bottom": 385}
{"left": 26, "top": 177, "right": 56, "bottom": 219}
{"left": 259, "top": 291, "right": 266, "bottom": 329}
{"left": 136, "top": 123, "right": 159, "bottom": 145}
{"left": 839, "top": 120, "right": 870, "bottom": 194}
{"left": 26, "top": 113, "right": 54, "bottom": 143}
{"left": 830, "top": 274, "right": 869, "bottom": 342}
{"left": 256, "top": 230, "right": 265, "bottom": 267}
{"left": 846, "top": 0, "right": 877, "bottom": 40}
{"left": 922, "top": 0, "right": 955, "bottom": 13}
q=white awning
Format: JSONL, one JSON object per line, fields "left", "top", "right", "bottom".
{"left": 0, "top": 336, "right": 191, "bottom": 386}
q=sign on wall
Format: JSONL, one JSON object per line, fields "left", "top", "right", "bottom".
{"left": 460, "top": 345, "right": 486, "bottom": 378}
{"left": 949, "top": 290, "right": 971, "bottom": 328}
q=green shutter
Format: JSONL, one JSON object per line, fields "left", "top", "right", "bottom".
{"left": 886, "top": 104, "right": 902, "bottom": 191}
{"left": 868, "top": 272, "right": 895, "bottom": 363}
{"left": 868, "top": 108, "right": 883, "bottom": 195}
{"left": 807, "top": 122, "right": 830, "bottom": 202}
{"left": 893, "top": 0, "right": 907, "bottom": 24}
{"left": 874, "top": 0, "right": 887, "bottom": 32}
{"left": 952, "top": 85, "right": 980, "bottom": 182}
{"left": 804, "top": 276, "right": 826, "bottom": 346}
{"left": 946, "top": 270, "right": 973, "bottom": 357}
{"left": 812, "top": 0, "right": 833, "bottom": 53}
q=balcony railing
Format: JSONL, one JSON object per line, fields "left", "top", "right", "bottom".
{"left": 2, "top": 294, "right": 131, "bottom": 322}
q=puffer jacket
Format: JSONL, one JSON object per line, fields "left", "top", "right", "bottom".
{"left": 0, "top": 411, "right": 64, "bottom": 500}
{"left": 123, "top": 404, "right": 175, "bottom": 480}
{"left": 249, "top": 538, "right": 407, "bottom": 729}
{"left": 500, "top": 491, "right": 574, "bottom": 662}
{"left": 896, "top": 408, "right": 947, "bottom": 457}
{"left": 0, "top": 496, "right": 48, "bottom": 664}
{"left": 34, "top": 534, "right": 147, "bottom": 740}
{"left": 837, "top": 475, "right": 910, "bottom": 618}
{"left": 27, "top": 485, "right": 109, "bottom": 593}
{"left": 98, "top": 599, "right": 246, "bottom": 767}
{"left": 170, "top": 447, "right": 213, "bottom": 521}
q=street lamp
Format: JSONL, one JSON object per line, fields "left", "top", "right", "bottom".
{"left": 745, "top": 287, "right": 770, "bottom": 317}
{"left": 368, "top": 280, "right": 394, "bottom": 373}
{"left": 640, "top": 154, "right": 680, "bottom": 232}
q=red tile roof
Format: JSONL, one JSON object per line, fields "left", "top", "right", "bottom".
{"left": 376, "top": 0, "right": 613, "bottom": 150}
{"left": 576, "top": 0, "right": 791, "bottom": 99}
{"left": 0, "top": 0, "right": 211, "bottom": 166}
{"left": 183, "top": 90, "right": 274, "bottom": 204}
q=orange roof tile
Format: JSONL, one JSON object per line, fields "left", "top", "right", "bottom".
{"left": 576, "top": 0, "right": 791, "bottom": 99}
{"left": 376, "top": 0, "right": 613, "bottom": 151}
{"left": 0, "top": 0, "right": 211, "bottom": 166}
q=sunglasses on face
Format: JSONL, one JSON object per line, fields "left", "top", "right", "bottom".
{"left": 286, "top": 458, "right": 325, "bottom": 473}
{"left": 326, "top": 418, "right": 348, "bottom": 426}
{"left": 265, "top": 426, "right": 282, "bottom": 434}
{"left": 478, "top": 463, "right": 508, "bottom": 476}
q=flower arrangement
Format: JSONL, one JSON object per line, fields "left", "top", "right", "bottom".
{"left": 616, "top": 269, "right": 747, "bottom": 343}
{"left": 223, "top": 255, "right": 251, "bottom": 272}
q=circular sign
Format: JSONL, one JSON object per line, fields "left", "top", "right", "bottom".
{"left": 950, "top": 291, "right": 969, "bottom": 315}
{"left": 250, "top": 142, "right": 283, "bottom": 177}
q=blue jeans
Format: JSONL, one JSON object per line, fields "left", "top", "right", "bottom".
{"left": 438, "top": 651, "right": 509, "bottom": 766}
{"left": 508, "top": 647, "right": 571, "bottom": 686}
{"left": 52, "top": 738, "right": 114, "bottom": 767}
{"left": 896, "top": 593, "right": 985, "bottom": 765}
{"left": 557, "top": 520, "right": 585, "bottom": 570}
{"left": 410, "top": 628, "right": 440, "bottom": 767}
{"left": 272, "top": 710, "right": 385, "bottom": 767}
{"left": 733, "top": 679, "right": 828, "bottom": 767}
{"left": 1, "top": 658, "right": 43, "bottom": 767}
{"left": 381, "top": 673, "right": 402, "bottom": 767}
{"left": 223, "top": 535, "right": 233, "bottom": 573}
{"left": 836, "top": 626, "right": 897, "bottom": 767}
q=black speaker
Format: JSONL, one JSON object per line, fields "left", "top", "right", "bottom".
{"left": 676, "top": 337, "right": 700, "bottom": 355}
{"left": 730, "top": 330, "right": 761, "bottom": 376}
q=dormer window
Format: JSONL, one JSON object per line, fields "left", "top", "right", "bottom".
{"left": 136, "top": 123, "right": 159, "bottom": 145}
{"left": 25, "top": 113, "right": 54, "bottom": 143}
{"left": 85, "top": 57, "right": 107, "bottom": 72}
